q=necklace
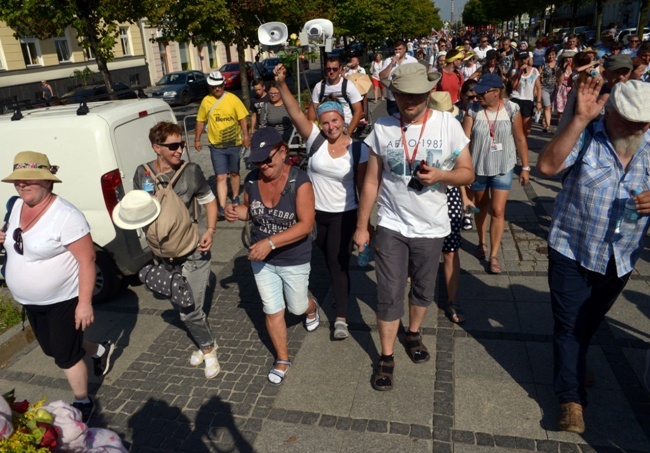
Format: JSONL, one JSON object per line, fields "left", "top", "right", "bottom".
{"left": 20, "top": 193, "right": 54, "bottom": 232}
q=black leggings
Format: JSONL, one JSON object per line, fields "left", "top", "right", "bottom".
{"left": 314, "top": 209, "right": 357, "bottom": 319}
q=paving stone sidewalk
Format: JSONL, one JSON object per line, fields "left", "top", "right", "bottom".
{"left": 0, "top": 121, "right": 648, "bottom": 452}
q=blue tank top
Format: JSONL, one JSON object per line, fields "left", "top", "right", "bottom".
{"left": 245, "top": 166, "right": 312, "bottom": 266}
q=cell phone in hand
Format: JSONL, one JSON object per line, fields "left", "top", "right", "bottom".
{"left": 407, "top": 176, "right": 424, "bottom": 191}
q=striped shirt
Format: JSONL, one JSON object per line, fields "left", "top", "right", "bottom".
{"left": 467, "top": 100, "right": 519, "bottom": 176}
{"left": 548, "top": 120, "right": 650, "bottom": 276}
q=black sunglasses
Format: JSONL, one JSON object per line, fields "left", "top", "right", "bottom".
{"left": 466, "top": 95, "right": 478, "bottom": 100}
{"left": 325, "top": 67, "right": 340, "bottom": 72}
{"left": 13, "top": 228, "right": 23, "bottom": 255}
{"left": 158, "top": 141, "right": 185, "bottom": 151}
{"left": 251, "top": 148, "right": 280, "bottom": 167}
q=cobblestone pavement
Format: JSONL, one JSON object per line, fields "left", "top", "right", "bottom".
{"left": 0, "top": 111, "right": 648, "bottom": 452}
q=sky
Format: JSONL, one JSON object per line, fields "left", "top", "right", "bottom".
{"left": 435, "top": 0, "right": 470, "bottom": 23}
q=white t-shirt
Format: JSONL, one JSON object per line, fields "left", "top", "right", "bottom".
{"left": 511, "top": 67, "right": 539, "bottom": 101}
{"left": 473, "top": 45, "right": 493, "bottom": 60}
{"left": 345, "top": 67, "right": 366, "bottom": 76}
{"left": 460, "top": 63, "right": 478, "bottom": 79}
{"left": 311, "top": 77, "right": 363, "bottom": 125}
{"left": 5, "top": 196, "right": 91, "bottom": 305}
{"left": 381, "top": 55, "right": 419, "bottom": 101}
{"left": 364, "top": 109, "right": 470, "bottom": 238}
{"left": 306, "top": 125, "right": 369, "bottom": 213}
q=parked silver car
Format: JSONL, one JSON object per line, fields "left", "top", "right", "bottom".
{"left": 149, "top": 70, "right": 209, "bottom": 105}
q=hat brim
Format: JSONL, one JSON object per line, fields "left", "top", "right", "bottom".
{"left": 2, "top": 168, "right": 61, "bottom": 183}
{"left": 112, "top": 197, "right": 161, "bottom": 230}
{"left": 473, "top": 83, "right": 502, "bottom": 94}
{"left": 382, "top": 73, "right": 439, "bottom": 94}
{"left": 207, "top": 79, "right": 225, "bottom": 87}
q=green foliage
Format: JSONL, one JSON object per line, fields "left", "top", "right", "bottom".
{"left": 0, "top": 294, "right": 21, "bottom": 335}
{"left": 463, "top": 0, "right": 490, "bottom": 27}
{"left": 70, "top": 67, "right": 96, "bottom": 86}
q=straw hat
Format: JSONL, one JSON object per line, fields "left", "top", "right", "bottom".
{"left": 112, "top": 190, "right": 161, "bottom": 230}
{"left": 2, "top": 151, "right": 61, "bottom": 183}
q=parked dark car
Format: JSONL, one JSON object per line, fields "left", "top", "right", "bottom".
{"left": 59, "top": 82, "right": 142, "bottom": 104}
{"left": 261, "top": 58, "right": 281, "bottom": 78}
{"left": 218, "top": 62, "right": 253, "bottom": 88}
{"left": 149, "top": 70, "right": 209, "bottom": 105}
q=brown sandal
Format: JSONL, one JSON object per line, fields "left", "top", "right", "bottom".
{"left": 371, "top": 356, "right": 395, "bottom": 391}
{"left": 404, "top": 331, "right": 430, "bottom": 363}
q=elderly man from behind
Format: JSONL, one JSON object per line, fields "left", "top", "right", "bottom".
{"left": 354, "top": 64, "right": 474, "bottom": 391}
{"left": 537, "top": 79, "right": 650, "bottom": 434}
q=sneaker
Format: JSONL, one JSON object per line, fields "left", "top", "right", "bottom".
{"left": 203, "top": 349, "right": 220, "bottom": 379}
{"left": 232, "top": 196, "right": 240, "bottom": 205}
{"left": 304, "top": 297, "right": 320, "bottom": 332}
{"left": 333, "top": 320, "right": 349, "bottom": 340}
{"left": 93, "top": 341, "right": 115, "bottom": 377}
{"left": 558, "top": 402, "right": 585, "bottom": 434}
{"left": 462, "top": 214, "right": 473, "bottom": 231}
{"left": 72, "top": 397, "right": 95, "bottom": 424}
{"left": 218, "top": 207, "right": 225, "bottom": 219}
{"left": 190, "top": 349, "right": 204, "bottom": 366}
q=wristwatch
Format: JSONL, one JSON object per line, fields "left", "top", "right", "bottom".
{"left": 521, "top": 166, "right": 531, "bottom": 172}
{"left": 267, "top": 238, "right": 276, "bottom": 250}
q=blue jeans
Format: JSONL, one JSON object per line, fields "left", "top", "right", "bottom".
{"left": 548, "top": 248, "right": 630, "bottom": 406}
{"left": 251, "top": 261, "right": 311, "bottom": 315}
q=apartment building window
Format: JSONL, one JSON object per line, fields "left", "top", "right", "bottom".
{"left": 179, "top": 42, "right": 190, "bottom": 70}
{"left": 20, "top": 37, "right": 42, "bottom": 66}
{"left": 207, "top": 42, "right": 216, "bottom": 68}
{"left": 0, "top": 41, "right": 6, "bottom": 70}
{"left": 54, "top": 37, "right": 72, "bottom": 63}
{"left": 120, "top": 27, "right": 132, "bottom": 56}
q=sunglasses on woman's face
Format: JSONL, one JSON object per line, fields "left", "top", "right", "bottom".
{"left": 158, "top": 141, "right": 185, "bottom": 151}
{"left": 252, "top": 148, "right": 280, "bottom": 167}
{"left": 466, "top": 95, "right": 478, "bottom": 100}
{"left": 13, "top": 228, "right": 23, "bottom": 255}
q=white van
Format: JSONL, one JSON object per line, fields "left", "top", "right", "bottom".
{"left": 0, "top": 99, "right": 180, "bottom": 302}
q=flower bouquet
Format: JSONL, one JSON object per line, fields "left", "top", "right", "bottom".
{"left": 0, "top": 390, "right": 127, "bottom": 452}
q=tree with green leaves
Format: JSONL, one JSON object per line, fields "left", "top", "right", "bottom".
{"left": 0, "top": 0, "right": 154, "bottom": 97}
{"left": 463, "top": 0, "right": 490, "bottom": 28}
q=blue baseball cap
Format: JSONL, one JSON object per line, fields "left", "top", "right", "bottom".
{"left": 473, "top": 74, "right": 504, "bottom": 94}
{"left": 250, "top": 127, "right": 284, "bottom": 162}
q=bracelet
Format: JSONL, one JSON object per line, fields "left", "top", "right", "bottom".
{"left": 267, "top": 238, "right": 276, "bottom": 250}
{"left": 207, "top": 226, "right": 216, "bottom": 231}
{"left": 521, "top": 166, "right": 531, "bottom": 172}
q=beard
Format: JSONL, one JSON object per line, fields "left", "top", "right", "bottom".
{"left": 610, "top": 129, "right": 645, "bottom": 157}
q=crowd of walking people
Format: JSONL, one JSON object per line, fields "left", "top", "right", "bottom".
{"left": 2, "top": 28, "right": 649, "bottom": 437}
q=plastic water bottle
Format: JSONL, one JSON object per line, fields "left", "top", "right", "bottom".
{"left": 358, "top": 243, "right": 371, "bottom": 267}
{"left": 466, "top": 205, "right": 480, "bottom": 215}
{"left": 142, "top": 171, "right": 155, "bottom": 195}
{"left": 618, "top": 189, "right": 642, "bottom": 235}
{"left": 429, "top": 149, "right": 462, "bottom": 191}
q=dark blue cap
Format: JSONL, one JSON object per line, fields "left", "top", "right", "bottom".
{"left": 250, "top": 127, "right": 283, "bottom": 162}
{"left": 473, "top": 74, "right": 504, "bottom": 94}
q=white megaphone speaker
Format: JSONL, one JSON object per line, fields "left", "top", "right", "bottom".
{"left": 299, "top": 19, "right": 334, "bottom": 52}
{"left": 258, "top": 22, "right": 288, "bottom": 51}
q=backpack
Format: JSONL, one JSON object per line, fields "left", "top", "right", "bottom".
{"left": 318, "top": 78, "right": 352, "bottom": 108}
{"left": 142, "top": 162, "right": 199, "bottom": 259}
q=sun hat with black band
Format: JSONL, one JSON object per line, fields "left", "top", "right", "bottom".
{"left": 516, "top": 50, "right": 530, "bottom": 60}
{"left": 607, "top": 79, "right": 650, "bottom": 123}
{"left": 249, "top": 127, "right": 284, "bottom": 162}
{"left": 381, "top": 64, "right": 440, "bottom": 94}
{"left": 2, "top": 151, "right": 61, "bottom": 183}
{"left": 112, "top": 190, "right": 161, "bottom": 230}
{"left": 472, "top": 73, "right": 504, "bottom": 94}
{"left": 207, "top": 70, "right": 225, "bottom": 87}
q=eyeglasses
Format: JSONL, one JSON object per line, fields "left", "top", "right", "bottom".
{"left": 13, "top": 228, "right": 23, "bottom": 255}
{"left": 251, "top": 148, "right": 280, "bottom": 167}
{"left": 466, "top": 95, "right": 478, "bottom": 100}
{"left": 325, "top": 67, "right": 340, "bottom": 72}
{"left": 268, "top": 92, "right": 280, "bottom": 96}
{"left": 481, "top": 40, "right": 488, "bottom": 43}
{"left": 157, "top": 141, "right": 186, "bottom": 151}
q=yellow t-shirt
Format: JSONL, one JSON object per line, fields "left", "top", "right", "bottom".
{"left": 197, "top": 92, "right": 249, "bottom": 147}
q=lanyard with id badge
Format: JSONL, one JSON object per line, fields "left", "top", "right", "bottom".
{"left": 484, "top": 101, "right": 503, "bottom": 152}
{"left": 397, "top": 109, "right": 431, "bottom": 191}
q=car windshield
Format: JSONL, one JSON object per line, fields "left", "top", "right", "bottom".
{"left": 158, "top": 73, "right": 187, "bottom": 85}
{"left": 220, "top": 64, "right": 240, "bottom": 72}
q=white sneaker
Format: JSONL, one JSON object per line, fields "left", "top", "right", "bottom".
{"left": 190, "top": 349, "right": 204, "bottom": 366}
{"left": 204, "top": 350, "right": 220, "bottom": 379}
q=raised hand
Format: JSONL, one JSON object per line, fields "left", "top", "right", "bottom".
{"left": 575, "top": 77, "right": 607, "bottom": 123}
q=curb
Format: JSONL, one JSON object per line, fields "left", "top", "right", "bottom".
{"left": 0, "top": 322, "right": 34, "bottom": 367}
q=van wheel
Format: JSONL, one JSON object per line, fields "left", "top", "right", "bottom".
{"left": 180, "top": 91, "right": 190, "bottom": 105}
{"left": 93, "top": 250, "right": 122, "bottom": 304}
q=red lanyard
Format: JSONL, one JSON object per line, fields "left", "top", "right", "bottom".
{"left": 483, "top": 101, "right": 501, "bottom": 142}
{"left": 399, "top": 109, "right": 430, "bottom": 172}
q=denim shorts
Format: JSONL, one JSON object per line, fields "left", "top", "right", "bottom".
{"left": 209, "top": 145, "right": 241, "bottom": 175}
{"left": 471, "top": 168, "right": 514, "bottom": 191}
{"left": 251, "top": 261, "right": 311, "bottom": 315}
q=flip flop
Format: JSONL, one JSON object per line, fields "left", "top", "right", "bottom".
{"left": 475, "top": 243, "right": 487, "bottom": 260}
